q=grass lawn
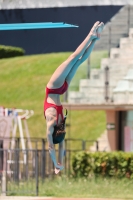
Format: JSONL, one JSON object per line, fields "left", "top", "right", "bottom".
{"left": 0, "top": 51, "right": 108, "bottom": 149}
{"left": 39, "top": 176, "right": 133, "bottom": 198}
{"left": 7, "top": 176, "right": 133, "bottom": 199}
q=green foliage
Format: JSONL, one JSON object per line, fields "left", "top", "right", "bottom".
{"left": 0, "top": 45, "right": 25, "bottom": 59}
{"left": 72, "top": 151, "right": 133, "bottom": 178}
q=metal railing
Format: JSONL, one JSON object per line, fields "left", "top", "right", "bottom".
{"left": 0, "top": 149, "right": 39, "bottom": 196}
{"left": 0, "top": 148, "right": 82, "bottom": 196}
{"left": 0, "top": 137, "right": 99, "bottom": 151}
{"left": 0, "top": 138, "right": 102, "bottom": 196}
{"left": 0, "top": 149, "right": 89, "bottom": 195}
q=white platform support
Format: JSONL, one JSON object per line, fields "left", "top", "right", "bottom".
{"left": 0, "top": 106, "right": 34, "bottom": 165}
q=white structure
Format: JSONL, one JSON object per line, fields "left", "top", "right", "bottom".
{"left": 0, "top": 0, "right": 133, "bottom": 9}
{"left": 94, "top": 5, "right": 133, "bottom": 50}
{"left": 0, "top": 107, "right": 34, "bottom": 165}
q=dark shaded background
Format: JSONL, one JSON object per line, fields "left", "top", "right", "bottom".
{"left": 0, "top": 6, "right": 123, "bottom": 54}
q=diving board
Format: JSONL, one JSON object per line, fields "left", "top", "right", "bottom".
{"left": 0, "top": 22, "right": 78, "bottom": 30}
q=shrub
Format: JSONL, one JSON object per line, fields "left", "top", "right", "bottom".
{"left": 72, "top": 151, "right": 133, "bottom": 179}
{"left": 0, "top": 45, "right": 25, "bottom": 59}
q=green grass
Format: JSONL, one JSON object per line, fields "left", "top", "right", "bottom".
{"left": 39, "top": 176, "right": 133, "bottom": 198}
{"left": 7, "top": 176, "right": 133, "bottom": 199}
{"left": 90, "top": 50, "right": 108, "bottom": 69}
{"left": 0, "top": 51, "right": 108, "bottom": 147}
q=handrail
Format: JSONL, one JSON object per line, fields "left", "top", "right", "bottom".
{"left": 0, "top": 107, "right": 34, "bottom": 119}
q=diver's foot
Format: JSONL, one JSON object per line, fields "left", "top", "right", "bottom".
{"left": 89, "top": 21, "right": 100, "bottom": 39}
{"left": 96, "top": 22, "right": 104, "bottom": 39}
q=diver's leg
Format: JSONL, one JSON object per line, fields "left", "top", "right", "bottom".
{"left": 66, "top": 22, "right": 104, "bottom": 85}
{"left": 47, "top": 21, "right": 102, "bottom": 89}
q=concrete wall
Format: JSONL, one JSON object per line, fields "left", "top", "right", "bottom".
{"left": 0, "top": 6, "right": 122, "bottom": 54}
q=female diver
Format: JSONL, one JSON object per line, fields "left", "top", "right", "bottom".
{"left": 44, "top": 21, "right": 104, "bottom": 174}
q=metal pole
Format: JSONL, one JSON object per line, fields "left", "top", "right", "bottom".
{"left": 35, "top": 150, "right": 39, "bottom": 196}
{"left": 82, "top": 140, "right": 85, "bottom": 150}
{"left": 64, "top": 139, "right": 67, "bottom": 175}
{"left": 26, "top": 147, "right": 28, "bottom": 180}
{"left": 127, "top": 5, "right": 130, "bottom": 36}
{"left": 68, "top": 105, "right": 71, "bottom": 150}
{"left": 16, "top": 149, "right": 19, "bottom": 184}
{"left": 105, "top": 66, "right": 109, "bottom": 102}
{"left": 87, "top": 57, "right": 91, "bottom": 79}
{"left": 41, "top": 139, "right": 45, "bottom": 181}
{"left": 14, "top": 149, "right": 19, "bottom": 183}
{"left": 68, "top": 150, "right": 70, "bottom": 176}
{"left": 108, "top": 21, "right": 111, "bottom": 56}
{"left": 96, "top": 141, "right": 99, "bottom": 151}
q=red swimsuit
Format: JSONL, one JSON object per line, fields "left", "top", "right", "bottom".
{"left": 44, "top": 81, "right": 68, "bottom": 124}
